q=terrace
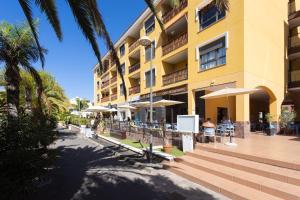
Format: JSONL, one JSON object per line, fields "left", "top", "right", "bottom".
{"left": 128, "top": 63, "right": 140, "bottom": 74}
{"left": 162, "top": 0, "right": 187, "bottom": 24}
{"left": 129, "top": 85, "right": 140, "bottom": 95}
{"left": 162, "top": 68, "right": 188, "bottom": 86}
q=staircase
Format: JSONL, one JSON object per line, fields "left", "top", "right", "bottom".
{"left": 164, "top": 145, "right": 300, "bottom": 200}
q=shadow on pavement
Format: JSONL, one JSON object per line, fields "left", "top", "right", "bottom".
{"left": 30, "top": 130, "right": 220, "bottom": 200}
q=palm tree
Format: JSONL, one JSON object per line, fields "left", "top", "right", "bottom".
{"left": 38, "top": 71, "right": 69, "bottom": 115}
{"left": 17, "top": 0, "right": 228, "bottom": 98}
{"left": 0, "top": 21, "right": 44, "bottom": 118}
{"left": 19, "top": 71, "right": 69, "bottom": 115}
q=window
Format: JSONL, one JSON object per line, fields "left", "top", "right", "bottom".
{"left": 199, "top": 37, "right": 226, "bottom": 71}
{"left": 97, "top": 94, "right": 100, "bottom": 102}
{"left": 97, "top": 81, "right": 100, "bottom": 89}
{"left": 145, "top": 41, "right": 155, "bottom": 62}
{"left": 198, "top": 5, "right": 225, "bottom": 30}
{"left": 145, "top": 15, "right": 155, "bottom": 34}
{"left": 120, "top": 84, "right": 124, "bottom": 96}
{"left": 121, "top": 63, "right": 125, "bottom": 75}
{"left": 145, "top": 69, "right": 155, "bottom": 88}
{"left": 119, "top": 44, "right": 125, "bottom": 56}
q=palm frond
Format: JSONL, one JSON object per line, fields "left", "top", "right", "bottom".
{"left": 18, "top": 0, "right": 46, "bottom": 67}
{"left": 34, "top": 0, "right": 62, "bottom": 40}
{"left": 216, "top": 0, "right": 229, "bottom": 12}
{"left": 86, "top": 0, "right": 127, "bottom": 98}
{"left": 21, "top": 62, "right": 43, "bottom": 110}
{"left": 144, "top": 0, "right": 164, "bottom": 30}
{"left": 66, "top": 0, "right": 102, "bottom": 63}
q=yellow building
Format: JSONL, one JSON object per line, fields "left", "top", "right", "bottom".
{"left": 94, "top": 0, "right": 293, "bottom": 137}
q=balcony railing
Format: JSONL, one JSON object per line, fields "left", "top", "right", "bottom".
{"left": 129, "top": 39, "right": 140, "bottom": 53}
{"left": 162, "top": 68, "right": 188, "bottom": 86}
{"left": 162, "top": 0, "right": 187, "bottom": 24}
{"left": 128, "top": 63, "right": 140, "bottom": 74}
{"left": 129, "top": 85, "right": 141, "bottom": 95}
{"left": 289, "top": 81, "right": 300, "bottom": 88}
{"left": 101, "top": 80, "right": 110, "bottom": 88}
{"left": 101, "top": 96, "right": 110, "bottom": 103}
{"left": 110, "top": 76, "right": 117, "bottom": 84}
{"left": 162, "top": 32, "right": 188, "bottom": 56}
{"left": 111, "top": 93, "right": 117, "bottom": 101}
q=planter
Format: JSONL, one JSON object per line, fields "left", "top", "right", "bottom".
{"left": 163, "top": 144, "right": 173, "bottom": 154}
{"left": 121, "top": 131, "right": 127, "bottom": 139}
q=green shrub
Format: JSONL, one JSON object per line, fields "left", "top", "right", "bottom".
{"left": 0, "top": 108, "right": 57, "bottom": 199}
{"left": 69, "top": 115, "right": 90, "bottom": 127}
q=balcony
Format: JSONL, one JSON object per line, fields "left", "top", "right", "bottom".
{"left": 289, "top": 9, "right": 300, "bottom": 29}
{"left": 162, "top": 0, "right": 187, "bottom": 24}
{"left": 162, "top": 68, "right": 188, "bottom": 86}
{"left": 101, "top": 80, "right": 110, "bottom": 88}
{"left": 128, "top": 63, "right": 140, "bottom": 74}
{"left": 129, "top": 85, "right": 140, "bottom": 95}
{"left": 162, "top": 32, "right": 188, "bottom": 56}
{"left": 111, "top": 93, "right": 117, "bottom": 101}
{"left": 129, "top": 39, "right": 140, "bottom": 53}
{"left": 110, "top": 76, "right": 117, "bottom": 84}
{"left": 101, "top": 96, "right": 110, "bottom": 103}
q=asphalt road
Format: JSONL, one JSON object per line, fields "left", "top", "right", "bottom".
{"left": 31, "top": 128, "right": 227, "bottom": 200}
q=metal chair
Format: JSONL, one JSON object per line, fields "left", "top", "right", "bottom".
{"left": 203, "top": 127, "right": 216, "bottom": 143}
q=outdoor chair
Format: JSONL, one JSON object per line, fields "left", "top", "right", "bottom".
{"left": 203, "top": 127, "right": 216, "bottom": 143}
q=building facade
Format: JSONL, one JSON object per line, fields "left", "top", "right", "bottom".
{"left": 288, "top": 0, "right": 300, "bottom": 121}
{"left": 94, "top": 0, "right": 292, "bottom": 137}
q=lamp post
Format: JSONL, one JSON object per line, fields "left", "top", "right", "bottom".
{"left": 139, "top": 36, "right": 154, "bottom": 162}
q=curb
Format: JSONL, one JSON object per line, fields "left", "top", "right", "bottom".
{"left": 96, "top": 134, "right": 175, "bottom": 161}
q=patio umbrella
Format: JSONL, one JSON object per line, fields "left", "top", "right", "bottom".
{"left": 152, "top": 99, "right": 184, "bottom": 107}
{"left": 153, "top": 99, "right": 185, "bottom": 126}
{"left": 108, "top": 108, "right": 118, "bottom": 112}
{"left": 201, "top": 88, "right": 259, "bottom": 99}
{"left": 131, "top": 101, "right": 151, "bottom": 108}
{"left": 201, "top": 87, "right": 259, "bottom": 146}
{"left": 117, "top": 105, "right": 137, "bottom": 110}
{"left": 85, "top": 105, "right": 110, "bottom": 113}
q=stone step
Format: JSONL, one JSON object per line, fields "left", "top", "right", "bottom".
{"left": 165, "top": 162, "right": 283, "bottom": 200}
{"left": 185, "top": 149, "right": 300, "bottom": 186}
{"left": 175, "top": 155, "right": 300, "bottom": 200}
{"left": 196, "top": 144, "right": 300, "bottom": 171}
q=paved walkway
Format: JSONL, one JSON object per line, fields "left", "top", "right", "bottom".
{"left": 31, "top": 128, "right": 227, "bottom": 200}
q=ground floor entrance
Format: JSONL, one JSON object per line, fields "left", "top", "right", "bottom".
{"left": 190, "top": 82, "right": 283, "bottom": 138}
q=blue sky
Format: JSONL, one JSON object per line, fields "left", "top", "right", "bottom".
{"left": 0, "top": 0, "right": 146, "bottom": 101}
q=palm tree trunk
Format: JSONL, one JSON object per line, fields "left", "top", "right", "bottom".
{"left": 25, "top": 86, "right": 33, "bottom": 111}
{"left": 5, "top": 65, "right": 20, "bottom": 118}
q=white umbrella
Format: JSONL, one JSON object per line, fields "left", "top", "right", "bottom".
{"left": 108, "top": 108, "right": 118, "bottom": 112}
{"left": 117, "top": 105, "right": 137, "bottom": 110}
{"left": 201, "top": 87, "right": 259, "bottom": 146}
{"left": 152, "top": 99, "right": 184, "bottom": 107}
{"left": 131, "top": 101, "right": 151, "bottom": 108}
{"left": 201, "top": 88, "right": 259, "bottom": 99}
{"left": 153, "top": 99, "right": 184, "bottom": 126}
{"left": 85, "top": 105, "right": 109, "bottom": 112}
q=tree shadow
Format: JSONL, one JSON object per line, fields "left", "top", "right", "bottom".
{"left": 30, "top": 132, "right": 222, "bottom": 200}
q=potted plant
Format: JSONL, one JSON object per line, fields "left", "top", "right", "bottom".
{"left": 279, "top": 108, "right": 296, "bottom": 135}
{"left": 265, "top": 113, "right": 276, "bottom": 136}
{"left": 80, "top": 118, "right": 87, "bottom": 134}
